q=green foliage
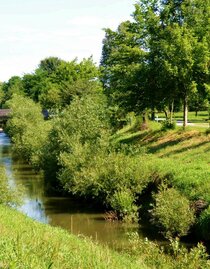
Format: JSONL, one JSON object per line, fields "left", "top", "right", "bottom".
{"left": 6, "top": 94, "right": 51, "bottom": 168}
{"left": 151, "top": 186, "right": 195, "bottom": 238}
{"left": 1, "top": 76, "right": 25, "bottom": 103}
{"left": 0, "top": 82, "right": 4, "bottom": 107}
{"left": 109, "top": 188, "right": 138, "bottom": 222}
{"left": 101, "top": 0, "right": 210, "bottom": 126}
{"left": 43, "top": 92, "right": 110, "bottom": 189}
{"left": 0, "top": 205, "right": 144, "bottom": 269}
{"left": 127, "top": 232, "right": 210, "bottom": 269}
{"left": 197, "top": 206, "right": 210, "bottom": 241}
{"left": 22, "top": 57, "right": 100, "bottom": 111}
{"left": 161, "top": 120, "right": 177, "bottom": 131}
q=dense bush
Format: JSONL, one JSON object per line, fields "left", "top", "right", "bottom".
{"left": 6, "top": 94, "right": 51, "bottom": 169}
{"left": 161, "top": 120, "right": 176, "bottom": 131}
{"left": 127, "top": 232, "right": 210, "bottom": 269}
{"left": 197, "top": 206, "right": 210, "bottom": 241}
{"left": 109, "top": 188, "right": 138, "bottom": 222}
{"left": 151, "top": 186, "right": 195, "bottom": 238}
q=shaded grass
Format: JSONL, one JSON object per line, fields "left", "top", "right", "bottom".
{"left": 0, "top": 205, "right": 147, "bottom": 269}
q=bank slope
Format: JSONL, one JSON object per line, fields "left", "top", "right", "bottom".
{"left": 0, "top": 205, "right": 147, "bottom": 269}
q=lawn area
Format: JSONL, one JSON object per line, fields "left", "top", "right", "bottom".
{"left": 157, "top": 111, "right": 209, "bottom": 123}
{"left": 115, "top": 120, "right": 210, "bottom": 203}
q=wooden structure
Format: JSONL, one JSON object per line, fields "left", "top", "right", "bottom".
{"left": 0, "top": 109, "right": 11, "bottom": 125}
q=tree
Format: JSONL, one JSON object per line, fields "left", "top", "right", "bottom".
{"left": 2, "top": 76, "right": 25, "bottom": 104}
{"left": 6, "top": 94, "right": 51, "bottom": 168}
{"left": 101, "top": 21, "right": 147, "bottom": 116}
{"left": 0, "top": 82, "right": 4, "bottom": 108}
{"left": 101, "top": 0, "right": 210, "bottom": 127}
{"left": 22, "top": 57, "right": 100, "bottom": 111}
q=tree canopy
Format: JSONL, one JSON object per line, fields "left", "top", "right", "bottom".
{"left": 100, "top": 0, "right": 210, "bottom": 126}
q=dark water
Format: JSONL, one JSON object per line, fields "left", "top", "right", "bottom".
{"left": 0, "top": 131, "right": 142, "bottom": 249}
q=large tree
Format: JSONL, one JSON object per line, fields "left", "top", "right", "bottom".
{"left": 22, "top": 57, "right": 100, "bottom": 111}
{"left": 101, "top": 0, "right": 210, "bottom": 127}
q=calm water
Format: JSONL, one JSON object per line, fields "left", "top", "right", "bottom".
{"left": 0, "top": 131, "right": 143, "bottom": 249}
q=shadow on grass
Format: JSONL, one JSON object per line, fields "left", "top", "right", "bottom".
{"left": 147, "top": 132, "right": 198, "bottom": 154}
{"left": 114, "top": 129, "right": 162, "bottom": 145}
{"left": 160, "top": 140, "right": 210, "bottom": 158}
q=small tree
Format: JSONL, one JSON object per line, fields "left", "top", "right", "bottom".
{"left": 151, "top": 186, "right": 195, "bottom": 238}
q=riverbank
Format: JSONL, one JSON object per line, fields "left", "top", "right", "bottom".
{"left": 1, "top": 205, "right": 209, "bottom": 268}
{"left": 0, "top": 205, "right": 147, "bottom": 269}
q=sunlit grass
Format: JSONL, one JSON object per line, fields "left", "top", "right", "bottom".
{"left": 0, "top": 205, "right": 147, "bottom": 269}
{"left": 157, "top": 110, "right": 209, "bottom": 123}
{"left": 115, "top": 119, "right": 210, "bottom": 203}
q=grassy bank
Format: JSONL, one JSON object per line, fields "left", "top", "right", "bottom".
{"left": 0, "top": 205, "right": 209, "bottom": 269}
{"left": 0, "top": 205, "right": 147, "bottom": 269}
{"left": 117, "top": 123, "right": 210, "bottom": 201}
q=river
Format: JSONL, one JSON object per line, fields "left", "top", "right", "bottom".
{"left": 0, "top": 131, "right": 151, "bottom": 249}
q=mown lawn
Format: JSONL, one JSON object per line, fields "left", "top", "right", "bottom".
{"left": 157, "top": 111, "right": 209, "bottom": 123}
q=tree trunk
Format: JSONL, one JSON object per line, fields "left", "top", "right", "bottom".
{"left": 141, "top": 111, "right": 148, "bottom": 130}
{"left": 151, "top": 110, "right": 155, "bottom": 121}
{"left": 169, "top": 100, "right": 174, "bottom": 124}
{"left": 163, "top": 109, "right": 168, "bottom": 120}
{"left": 183, "top": 96, "right": 188, "bottom": 128}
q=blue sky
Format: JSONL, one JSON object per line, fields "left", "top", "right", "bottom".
{"left": 0, "top": 0, "right": 135, "bottom": 82}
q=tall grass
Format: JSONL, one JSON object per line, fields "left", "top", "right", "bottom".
{"left": 0, "top": 205, "right": 147, "bottom": 269}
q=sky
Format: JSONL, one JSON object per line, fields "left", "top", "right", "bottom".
{"left": 0, "top": 0, "right": 135, "bottom": 82}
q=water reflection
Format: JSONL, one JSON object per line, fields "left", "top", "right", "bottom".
{"left": 0, "top": 132, "right": 139, "bottom": 248}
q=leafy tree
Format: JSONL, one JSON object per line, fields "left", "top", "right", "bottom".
{"left": 2, "top": 76, "right": 25, "bottom": 104}
{"left": 101, "top": 0, "right": 210, "bottom": 127}
{"left": 42, "top": 91, "right": 110, "bottom": 189}
{"left": 0, "top": 82, "right": 4, "bottom": 107}
{"left": 22, "top": 57, "right": 100, "bottom": 111}
{"left": 101, "top": 21, "right": 147, "bottom": 116}
{"left": 38, "top": 56, "right": 64, "bottom": 75}
{"left": 6, "top": 95, "right": 51, "bottom": 168}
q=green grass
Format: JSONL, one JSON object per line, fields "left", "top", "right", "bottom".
{"left": 0, "top": 205, "right": 147, "bottom": 269}
{"left": 0, "top": 205, "right": 209, "bottom": 269}
{"left": 115, "top": 118, "right": 210, "bottom": 202}
{"left": 157, "top": 111, "right": 209, "bottom": 123}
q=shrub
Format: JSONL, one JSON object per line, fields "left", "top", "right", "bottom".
{"left": 197, "top": 205, "right": 210, "bottom": 240}
{"left": 151, "top": 186, "right": 195, "bottom": 238}
{"left": 126, "top": 232, "right": 210, "bottom": 269}
{"left": 109, "top": 188, "right": 139, "bottom": 222}
{"left": 6, "top": 94, "right": 52, "bottom": 169}
{"left": 161, "top": 120, "right": 176, "bottom": 131}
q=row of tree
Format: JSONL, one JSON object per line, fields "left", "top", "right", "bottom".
{"left": 101, "top": 0, "right": 210, "bottom": 126}
{"left": 0, "top": 57, "right": 100, "bottom": 113}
